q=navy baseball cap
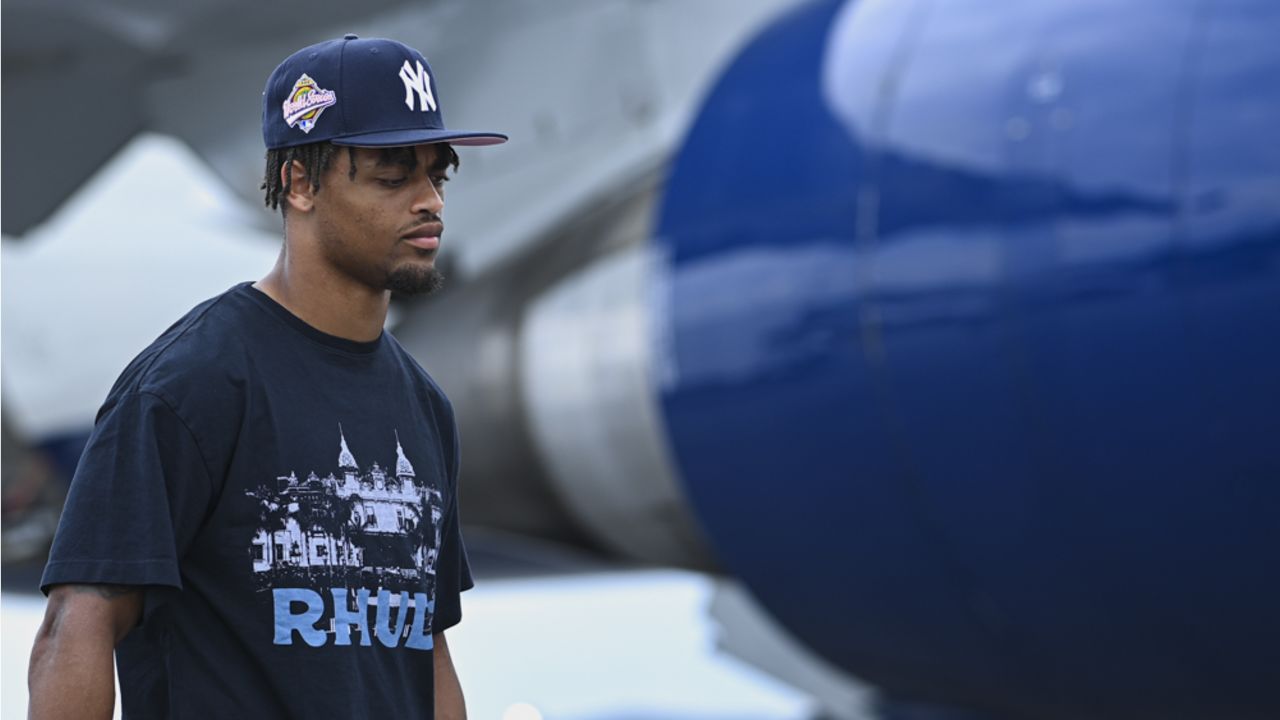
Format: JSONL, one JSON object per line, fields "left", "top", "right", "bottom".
{"left": 263, "top": 34, "right": 508, "bottom": 150}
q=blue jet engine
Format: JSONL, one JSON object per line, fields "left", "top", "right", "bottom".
{"left": 655, "top": 0, "right": 1280, "bottom": 717}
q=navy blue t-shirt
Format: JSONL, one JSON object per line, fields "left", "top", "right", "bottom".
{"left": 42, "top": 281, "right": 473, "bottom": 719}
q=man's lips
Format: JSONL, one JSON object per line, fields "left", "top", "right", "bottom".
{"left": 402, "top": 223, "right": 443, "bottom": 250}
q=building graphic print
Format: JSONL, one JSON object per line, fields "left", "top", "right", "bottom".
{"left": 246, "top": 426, "right": 444, "bottom": 599}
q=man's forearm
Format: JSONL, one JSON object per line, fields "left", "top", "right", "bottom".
{"left": 29, "top": 584, "right": 140, "bottom": 720}
{"left": 433, "top": 632, "right": 466, "bottom": 720}
{"left": 28, "top": 622, "right": 116, "bottom": 720}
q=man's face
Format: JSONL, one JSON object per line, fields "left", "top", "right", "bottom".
{"left": 310, "top": 144, "right": 451, "bottom": 296}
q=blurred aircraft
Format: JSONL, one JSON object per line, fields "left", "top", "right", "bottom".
{"left": 5, "top": 1, "right": 1280, "bottom": 719}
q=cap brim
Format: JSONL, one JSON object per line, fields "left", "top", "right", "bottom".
{"left": 331, "top": 128, "right": 507, "bottom": 147}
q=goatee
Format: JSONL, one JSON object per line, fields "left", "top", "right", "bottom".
{"left": 386, "top": 266, "right": 445, "bottom": 297}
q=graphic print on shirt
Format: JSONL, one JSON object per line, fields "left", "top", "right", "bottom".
{"left": 245, "top": 425, "right": 443, "bottom": 651}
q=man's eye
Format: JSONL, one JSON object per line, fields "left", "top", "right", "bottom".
{"left": 431, "top": 174, "right": 450, "bottom": 187}
{"left": 379, "top": 177, "right": 407, "bottom": 188}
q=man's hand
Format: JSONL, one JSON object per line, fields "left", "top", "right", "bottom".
{"left": 434, "top": 631, "right": 466, "bottom": 720}
{"left": 28, "top": 584, "right": 142, "bottom": 720}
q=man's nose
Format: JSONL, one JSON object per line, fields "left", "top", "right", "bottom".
{"left": 411, "top": 178, "right": 444, "bottom": 215}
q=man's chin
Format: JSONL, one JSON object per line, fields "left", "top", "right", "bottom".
{"left": 385, "top": 266, "right": 445, "bottom": 297}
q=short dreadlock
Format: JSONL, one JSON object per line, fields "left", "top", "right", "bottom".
{"left": 262, "top": 141, "right": 460, "bottom": 215}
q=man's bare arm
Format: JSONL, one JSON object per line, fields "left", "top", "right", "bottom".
{"left": 433, "top": 631, "right": 466, "bottom": 720}
{"left": 28, "top": 584, "right": 143, "bottom": 720}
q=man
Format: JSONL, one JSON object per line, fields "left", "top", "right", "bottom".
{"left": 28, "top": 35, "right": 506, "bottom": 719}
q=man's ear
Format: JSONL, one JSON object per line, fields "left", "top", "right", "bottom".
{"left": 282, "top": 160, "right": 316, "bottom": 213}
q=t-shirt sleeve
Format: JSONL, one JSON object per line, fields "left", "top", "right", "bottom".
{"left": 431, "top": 415, "right": 474, "bottom": 633}
{"left": 41, "top": 390, "right": 216, "bottom": 595}
{"left": 431, "top": 492, "right": 473, "bottom": 633}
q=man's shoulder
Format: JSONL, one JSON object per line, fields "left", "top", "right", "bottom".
{"left": 384, "top": 332, "right": 453, "bottom": 407}
{"left": 100, "top": 284, "right": 255, "bottom": 416}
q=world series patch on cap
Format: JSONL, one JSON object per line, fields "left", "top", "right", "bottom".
{"left": 262, "top": 34, "right": 508, "bottom": 150}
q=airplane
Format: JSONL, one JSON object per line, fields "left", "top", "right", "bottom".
{"left": 4, "top": 0, "right": 1279, "bottom": 718}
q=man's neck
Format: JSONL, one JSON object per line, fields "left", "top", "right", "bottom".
{"left": 254, "top": 252, "right": 389, "bottom": 343}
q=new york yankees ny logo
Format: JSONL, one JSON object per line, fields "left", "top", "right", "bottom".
{"left": 399, "top": 60, "right": 437, "bottom": 112}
